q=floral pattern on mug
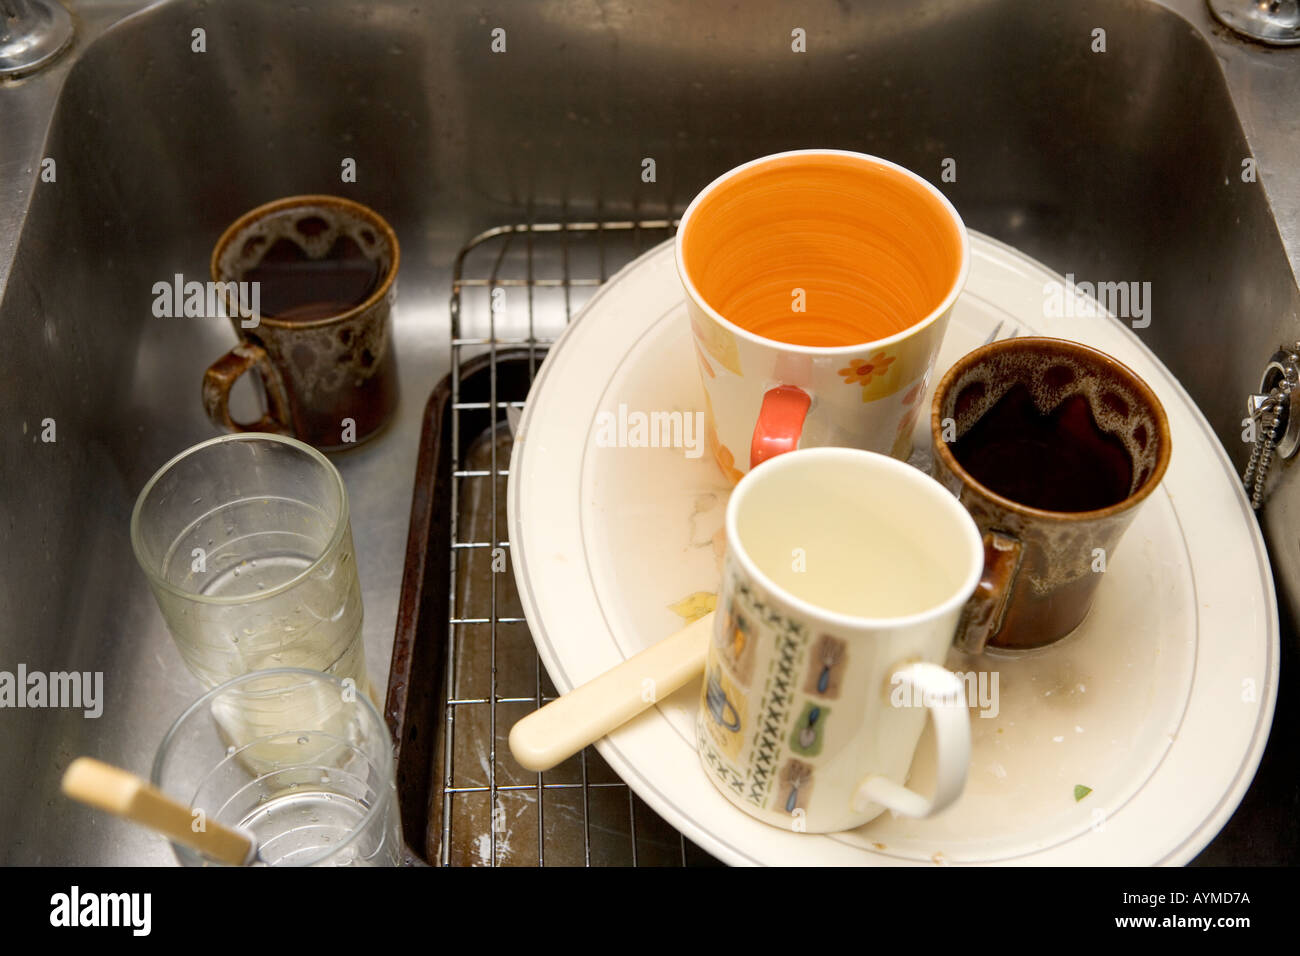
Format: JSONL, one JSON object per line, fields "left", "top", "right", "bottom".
{"left": 838, "top": 350, "right": 899, "bottom": 402}
{"left": 711, "top": 441, "right": 744, "bottom": 486}
{"left": 704, "top": 391, "right": 745, "bottom": 484}
{"left": 895, "top": 383, "right": 926, "bottom": 437}
{"left": 886, "top": 378, "right": 928, "bottom": 458}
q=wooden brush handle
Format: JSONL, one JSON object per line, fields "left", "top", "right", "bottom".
{"left": 62, "top": 757, "right": 255, "bottom": 866}
{"left": 508, "top": 611, "right": 713, "bottom": 772}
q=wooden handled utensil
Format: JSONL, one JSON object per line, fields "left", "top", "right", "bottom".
{"left": 508, "top": 611, "right": 713, "bottom": 772}
{"left": 61, "top": 756, "right": 257, "bottom": 866}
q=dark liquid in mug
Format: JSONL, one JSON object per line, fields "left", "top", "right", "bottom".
{"left": 244, "top": 235, "right": 382, "bottom": 322}
{"left": 951, "top": 384, "right": 1133, "bottom": 512}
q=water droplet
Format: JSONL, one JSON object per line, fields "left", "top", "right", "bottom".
{"left": 226, "top": 745, "right": 236, "bottom": 756}
{"left": 297, "top": 735, "right": 309, "bottom": 745}
{"left": 320, "top": 773, "right": 330, "bottom": 784}
{"left": 289, "top": 782, "right": 298, "bottom": 789}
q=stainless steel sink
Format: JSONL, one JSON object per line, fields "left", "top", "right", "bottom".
{"left": 2, "top": 0, "right": 1297, "bottom": 865}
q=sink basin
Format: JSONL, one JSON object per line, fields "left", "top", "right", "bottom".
{"left": 1, "top": 0, "right": 1297, "bottom": 865}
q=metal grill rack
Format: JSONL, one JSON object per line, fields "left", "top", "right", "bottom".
{"left": 441, "top": 220, "right": 720, "bottom": 866}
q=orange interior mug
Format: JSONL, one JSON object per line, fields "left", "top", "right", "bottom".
{"left": 675, "top": 150, "right": 969, "bottom": 482}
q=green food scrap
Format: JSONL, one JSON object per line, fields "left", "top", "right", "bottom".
{"left": 1074, "top": 785, "right": 1092, "bottom": 802}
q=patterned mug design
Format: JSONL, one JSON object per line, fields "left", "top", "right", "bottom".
{"left": 704, "top": 668, "right": 742, "bottom": 733}
{"left": 696, "top": 448, "right": 982, "bottom": 833}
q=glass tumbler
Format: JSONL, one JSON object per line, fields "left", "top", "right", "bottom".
{"left": 130, "top": 433, "right": 370, "bottom": 697}
{"left": 151, "top": 668, "right": 402, "bottom": 866}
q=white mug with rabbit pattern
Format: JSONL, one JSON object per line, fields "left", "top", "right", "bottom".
{"left": 697, "top": 448, "right": 983, "bottom": 832}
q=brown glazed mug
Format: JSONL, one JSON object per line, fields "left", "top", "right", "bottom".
{"left": 203, "top": 195, "right": 400, "bottom": 450}
{"left": 930, "top": 337, "right": 1171, "bottom": 652}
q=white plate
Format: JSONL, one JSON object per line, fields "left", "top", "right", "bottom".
{"left": 507, "top": 233, "right": 1278, "bottom": 866}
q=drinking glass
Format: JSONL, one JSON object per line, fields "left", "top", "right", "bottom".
{"left": 130, "top": 432, "right": 370, "bottom": 696}
{"left": 151, "top": 668, "right": 402, "bottom": 866}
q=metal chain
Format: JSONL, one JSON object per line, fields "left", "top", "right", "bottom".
{"left": 1244, "top": 396, "right": 1281, "bottom": 510}
{"left": 1241, "top": 344, "right": 1300, "bottom": 512}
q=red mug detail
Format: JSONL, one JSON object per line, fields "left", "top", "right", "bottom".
{"left": 750, "top": 385, "right": 813, "bottom": 469}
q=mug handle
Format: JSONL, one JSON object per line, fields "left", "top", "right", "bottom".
{"left": 202, "top": 341, "right": 293, "bottom": 434}
{"left": 852, "top": 661, "right": 971, "bottom": 818}
{"left": 954, "top": 531, "right": 1023, "bottom": 655}
{"left": 749, "top": 384, "right": 812, "bottom": 469}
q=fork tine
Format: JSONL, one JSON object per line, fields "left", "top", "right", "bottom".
{"left": 981, "top": 321, "right": 1004, "bottom": 346}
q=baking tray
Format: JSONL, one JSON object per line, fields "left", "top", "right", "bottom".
{"left": 384, "top": 221, "right": 723, "bottom": 866}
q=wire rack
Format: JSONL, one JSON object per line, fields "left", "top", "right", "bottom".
{"left": 442, "top": 219, "right": 720, "bottom": 866}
